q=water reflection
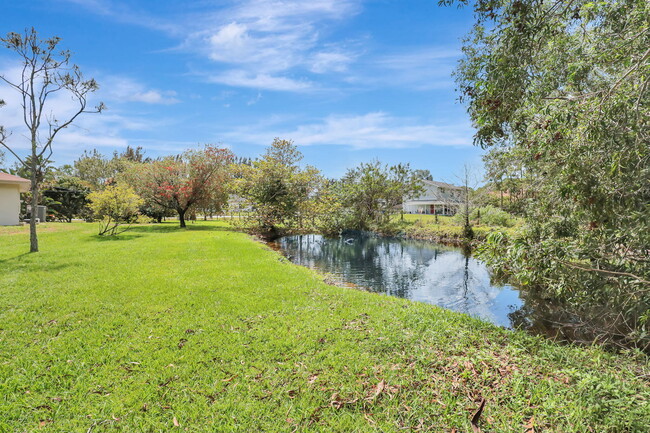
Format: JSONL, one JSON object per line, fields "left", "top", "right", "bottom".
{"left": 275, "top": 233, "right": 523, "bottom": 328}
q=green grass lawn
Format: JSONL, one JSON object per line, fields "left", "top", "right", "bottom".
{"left": 1, "top": 222, "right": 648, "bottom": 432}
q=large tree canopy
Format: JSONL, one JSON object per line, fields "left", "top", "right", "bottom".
{"left": 128, "top": 146, "right": 233, "bottom": 228}
{"left": 446, "top": 0, "right": 649, "bottom": 347}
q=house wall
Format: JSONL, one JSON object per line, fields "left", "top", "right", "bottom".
{"left": 0, "top": 184, "right": 21, "bottom": 225}
{"left": 411, "top": 183, "right": 439, "bottom": 202}
{"left": 403, "top": 182, "right": 462, "bottom": 215}
{"left": 402, "top": 203, "right": 459, "bottom": 215}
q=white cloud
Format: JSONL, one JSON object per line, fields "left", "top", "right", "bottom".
{"left": 101, "top": 76, "right": 180, "bottom": 105}
{"left": 375, "top": 48, "right": 460, "bottom": 70}
{"left": 310, "top": 51, "right": 354, "bottom": 73}
{"left": 61, "top": 0, "right": 180, "bottom": 34}
{"left": 208, "top": 71, "right": 312, "bottom": 92}
{"left": 0, "top": 63, "right": 164, "bottom": 162}
{"left": 247, "top": 92, "right": 262, "bottom": 105}
{"left": 130, "top": 90, "right": 179, "bottom": 105}
{"left": 224, "top": 112, "right": 473, "bottom": 149}
{"left": 362, "top": 48, "right": 460, "bottom": 90}
{"left": 180, "top": 0, "right": 363, "bottom": 90}
{"left": 60, "top": 1, "right": 460, "bottom": 93}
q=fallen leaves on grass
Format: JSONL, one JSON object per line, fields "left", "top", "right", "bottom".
{"left": 524, "top": 416, "right": 535, "bottom": 432}
{"left": 330, "top": 392, "right": 359, "bottom": 409}
{"left": 470, "top": 398, "right": 486, "bottom": 433}
{"left": 366, "top": 379, "right": 386, "bottom": 402}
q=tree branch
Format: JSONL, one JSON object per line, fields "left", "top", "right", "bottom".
{"left": 559, "top": 260, "right": 650, "bottom": 286}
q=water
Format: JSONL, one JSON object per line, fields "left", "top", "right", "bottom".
{"left": 274, "top": 232, "right": 524, "bottom": 328}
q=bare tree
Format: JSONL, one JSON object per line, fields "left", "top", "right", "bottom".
{"left": 0, "top": 28, "right": 103, "bottom": 252}
{"left": 455, "top": 164, "right": 478, "bottom": 241}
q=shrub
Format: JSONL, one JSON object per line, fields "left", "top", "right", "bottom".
{"left": 88, "top": 183, "right": 143, "bottom": 235}
{"left": 453, "top": 205, "right": 516, "bottom": 227}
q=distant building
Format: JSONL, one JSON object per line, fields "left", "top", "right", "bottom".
{"left": 402, "top": 180, "right": 463, "bottom": 216}
{"left": 0, "top": 173, "right": 31, "bottom": 225}
{"left": 227, "top": 195, "right": 252, "bottom": 213}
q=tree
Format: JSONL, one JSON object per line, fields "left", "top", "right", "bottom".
{"left": 74, "top": 149, "right": 120, "bottom": 190}
{"left": 414, "top": 169, "right": 433, "bottom": 181}
{"left": 0, "top": 28, "right": 103, "bottom": 252}
{"left": 458, "top": 165, "right": 474, "bottom": 240}
{"left": 129, "top": 146, "right": 233, "bottom": 228}
{"left": 0, "top": 99, "right": 6, "bottom": 170}
{"left": 331, "top": 161, "right": 423, "bottom": 232}
{"left": 88, "top": 183, "right": 142, "bottom": 236}
{"left": 43, "top": 176, "right": 91, "bottom": 222}
{"left": 234, "top": 139, "right": 323, "bottom": 235}
{"left": 445, "top": 0, "right": 650, "bottom": 347}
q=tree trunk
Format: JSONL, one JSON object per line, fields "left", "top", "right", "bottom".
{"left": 29, "top": 179, "right": 39, "bottom": 252}
{"left": 178, "top": 208, "right": 186, "bottom": 228}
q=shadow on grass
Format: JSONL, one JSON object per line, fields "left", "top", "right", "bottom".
{"left": 0, "top": 253, "right": 80, "bottom": 272}
{"left": 90, "top": 234, "right": 144, "bottom": 241}
{"left": 126, "top": 223, "right": 234, "bottom": 234}
{"left": 0, "top": 252, "right": 31, "bottom": 265}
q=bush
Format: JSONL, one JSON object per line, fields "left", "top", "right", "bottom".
{"left": 88, "top": 183, "right": 143, "bottom": 235}
{"left": 453, "top": 206, "right": 516, "bottom": 227}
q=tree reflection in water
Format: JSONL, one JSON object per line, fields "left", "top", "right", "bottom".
{"left": 275, "top": 232, "right": 523, "bottom": 328}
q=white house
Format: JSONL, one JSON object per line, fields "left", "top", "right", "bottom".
{"left": 0, "top": 173, "right": 31, "bottom": 226}
{"left": 403, "top": 180, "right": 463, "bottom": 216}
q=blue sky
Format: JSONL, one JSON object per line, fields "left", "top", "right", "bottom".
{"left": 1, "top": 0, "right": 482, "bottom": 181}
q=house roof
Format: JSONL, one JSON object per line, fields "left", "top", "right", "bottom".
{"left": 0, "top": 172, "right": 31, "bottom": 192}
{"left": 422, "top": 179, "right": 463, "bottom": 190}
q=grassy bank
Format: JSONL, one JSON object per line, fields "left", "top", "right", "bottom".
{"left": 396, "top": 214, "right": 519, "bottom": 245}
{"left": 1, "top": 222, "right": 648, "bottom": 432}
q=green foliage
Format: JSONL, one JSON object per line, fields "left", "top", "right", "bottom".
{"left": 476, "top": 205, "right": 516, "bottom": 227}
{"left": 450, "top": 0, "right": 650, "bottom": 347}
{"left": 125, "top": 146, "right": 233, "bottom": 228}
{"left": 88, "top": 183, "right": 142, "bottom": 235}
{"left": 234, "top": 138, "right": 323, "bottom": 234}
{"left": 73, "top": 149, "right": 135, "bottom": 190}
{"left": 461, "top": 221, "right": 474, "bottom": 240}
{"left": 42, "top": 176, "right": 91, "bottom": 222}
{"left": 413, "top": 168, "right": 433, "bottom": 181}
{"left": 137, "top": 202, "right": 174, "bottom": 223}
{"left": 322, "top": 161, "right": 423, "bottom": 234}
{"left": 453, "top": 205, "right": 516, "bottom": 227}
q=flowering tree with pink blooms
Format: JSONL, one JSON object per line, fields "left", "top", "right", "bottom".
{"left": 130, "top": 146, "right": 233, "bottom": 228}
